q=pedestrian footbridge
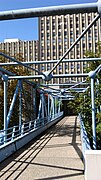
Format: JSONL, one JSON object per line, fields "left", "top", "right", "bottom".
{"left": 0, "top": 116, "right": 84, "bottom": 180}
{"left": 0, "top": 1, "right": 101, "bottom": 179}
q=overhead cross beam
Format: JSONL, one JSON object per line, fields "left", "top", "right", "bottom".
{"left": 0, "top": 2, "right": 99, "bottom": 21}
{"left": 0, "top": 57, "right": 101, "bottom": 66}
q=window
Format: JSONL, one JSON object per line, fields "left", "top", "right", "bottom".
{"left": 70, "top": 31, "right": 73, "bottom": 35}
{"left": 88, "top": 29, "right": 91, "bottom": 34}
{"left": 47, "top": 66, "right": 50, "bottom": 70}
{"left": 70, "top": 38, "right": 73, "bottom": 42}
{"left": 58, "top": 39, "right": 62, "bottom": 43}
{"left": 83, "top": 43, "right": 85, "bottom": 48}
{"left": 77, "top": 64, "right": 80, "bottom": 68}
{"left": 70, "top": 23, "right": 73, "bottom": 28}
{"left": 41, "top": 66, "right": 44, "bottom": 70}
{"left": 64, "top": 24, "right": 67, "bottom": 29}
{"left": 59, "top": 65, "right": 62, "bottom": 70}
{"left": 58, "top": 32, "right": 61, "bottom": 36}
{"left": 76, "top": 30, "right": 79, "bottom": 36}
{"left": 58, "top": 24, "right": 61, "bottom": 29}
{"left": 47, "top": 25, "right": 49, "bottom": 30}
{"left": 53, "top": 45, "right": 55, "bottom": 50}
{"left": 59, "top": 45, "right": 61, "bottom": 49}
{"left": 76, "top": 16, "right": 79, "bottom": 21}
{"left": 52, "top": 25, "right": 55, "bottom": 29}
{"left": 76, "top": 23, "right": 79, "bottom": 28}
{"left": 47, "top": 46, "right": 50, "bottom": 50}
{"left": 64, "top": 31, "right": 67, "bottom": 36}
{"left": 77, "top": 43, "right": 79, "bottom": 48}
{"left": 53, "top": 32, "right": 56, "bottom": 37}
{"left": 89, "top": 43, "right": 92, "bottom": 48}
{"left": 71, "top": 64, "right": 74, "bottom": 69}
{"left": 65, "top": 64, "right": 68, "bottom": 69}
{"left": 47, "top": 33, "right": 50, "bottom": 39}
{"left": 47, "top": 52, "right": 50, "bottom": 56}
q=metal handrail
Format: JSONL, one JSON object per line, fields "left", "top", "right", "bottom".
{"left": 0, "top": 112, "right": 63, "bottom": 146}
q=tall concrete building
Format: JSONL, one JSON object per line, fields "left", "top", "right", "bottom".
{"left": 0, "top": 39, "right": 39, "bottom": 76}
{"left": 39, "top": 13, "right": 101, "bottom": 83}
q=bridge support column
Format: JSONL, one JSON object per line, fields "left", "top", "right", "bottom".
{"left": 19, "top": 80, "right": 22, "bottom": 134}
{"left": 41, "top": 93, "right": 45, "bottom": 125}
{"left": 37, "top": 92, "right": 48, "bottom": 126}
{"left": 52, "top": 96, "right": 55, "bottom": 118}
{"left": 58, "top": 98, "right": 61, "bottom": 114}
{"left": 91, "top": 77, "right": 96, "bottom": 150}
{"left": 55, "top": 97, "right": 57, "bottom": 116}
{"left": 89, "top": 71, "right": 96, "bottom": 150}
{"left": 2, "top": 75, "right": 8, "bottom": 144}
{"left": 48, "top": 94, "right": 50, "bottom": 121}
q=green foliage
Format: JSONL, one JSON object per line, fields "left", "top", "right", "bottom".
{"left": 67, "top": 42, "right": 101, "bottom": 149}
{"left": 0, "top": 51, "right": 36, "bottom": 129}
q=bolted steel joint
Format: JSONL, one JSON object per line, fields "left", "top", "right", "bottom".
{"left": 2, "top": 74, "right": 8, "bottom": 82}
{"left": 98, "top": 0, "right": 101, "bottom": 16}
{"left": 39, "top": 90, "right": 44, "bottom": 94}
{"left": 60, "top": 89, "right": 65, "bottom": 95}
{"left": 42, "top": 71, "right": 53, "bottom": 81}
{"left": 88, "top": 71, "right": 96, "bottom": 78}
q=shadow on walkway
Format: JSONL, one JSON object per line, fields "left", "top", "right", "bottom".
{"left": 0, "top": 116, "right": 84, "bottom": 180}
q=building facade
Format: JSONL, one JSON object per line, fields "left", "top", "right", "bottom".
{"left": 39, "top": 13, "right": 101, "bottom": 83}
{"left": 0, "top": 39, "right": 39, "bottom": 76}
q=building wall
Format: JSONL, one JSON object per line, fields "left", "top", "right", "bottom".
{"left": 39, "top": 13, "right": 101, "bottom": 83}
{"left": 0, "top": 39, "right": 39, "bottom": 76}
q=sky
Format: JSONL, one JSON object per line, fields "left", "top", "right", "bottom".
{"left": 0, "top": 0, "right": 97, "bottom": 42}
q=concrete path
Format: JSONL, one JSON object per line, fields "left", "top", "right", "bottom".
{"left": 0, "top": 116, "right": 84, "bottom": 180}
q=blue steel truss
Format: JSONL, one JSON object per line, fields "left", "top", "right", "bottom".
{"left": 0, "top": 0, "right": 101, "bottom": 160}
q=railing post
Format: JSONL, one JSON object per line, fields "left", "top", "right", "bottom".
{"left": 19, "top": 80, "right": 22, "bottom": 134}
{"left": 55, "top": 97, "right": 57, "bottom": 116}
{"left": 50, "top": 95, "right": 52, "bottom": 119}
{"left": 12, "top": 126, "right": 16, "bottom": 140}
{"left": 48, "top": 94, "right": 50, "bottom": 121}
{"left": 52, "top": 96, "right": 55, "bottom": 118}
{"left": 33, "top": 88, "right": 37, "bottom": 119}
{"left": 96, "top": 78, "right": 100, "bottom": 113}
{"left": 37, "top": 91, "right": 44, "bottom": 125}
{"left": 21, "top": 124, "right": 24, "bottom": 135}
{"left": 2, "top": 75, "right": 8, "bottom": 144}
{"left": 41, "top": 93, "right": 44, "bottom": 125}
{"left": 29, "top": 121, "right": 31, "bottom": 131}
{"left": 58, "top": 98, "right": 61, "bottom": 114}
{"left": 89, "top": 71, "right": 96, "bottom": 149}
{"left": 91, "top": 77, "right": 96, "bottom": 149}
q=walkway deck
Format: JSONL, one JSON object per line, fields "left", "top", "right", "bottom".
{"left": 0, "top": 116, "right": 84, "bottom": 180}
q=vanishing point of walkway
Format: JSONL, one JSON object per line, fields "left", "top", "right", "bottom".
{"left": 0, "top": 116, "right": 84, "bottom": 180}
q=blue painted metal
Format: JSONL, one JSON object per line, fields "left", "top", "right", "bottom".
{"left": 19, "top": 80, "right": 22, "bottom": 132}
{"left": 90, "top": 77, "right": 96, "bottom": 150}
{"left": 0, "top": 57, "right": 101, "bottom": 66}
{"left": 2, "top": 75, "right": 8, "bottom": 144}
{"left": 89, "top": 66, "right": 101, "bottom": 150}
{"left": 79, "top": 114, "right": 91, "bottom": 158}
{"left": 0, "top": 52, "right": 44, "bottom": 76}
{"left": 0, "top": 111, "right": 63, "bottom": 145}
{"left": 48, "top": 94, "right": 50, "bottom": 121}
{"left": 0, "top": 67, "right": 15, "bottom": 76}
{"left": 52, "top": 96, "right": 55, "bottom": 118}
{"left": 8, "top": 73, "right": 88, "bottom": 80}
{"left": 7, "top": 81, "right": 20, "bottom": 127}
{"left": 0, "top": 2, "right": 98, "bottom": 21}
{"left": 0, "top": 112, "right": 63, "bottom": 162}
{"left": 41, "top": 83, "right": 89, "bottom": 86}
{"left": 0, "top": 1, "right": 100, "bottom": 162}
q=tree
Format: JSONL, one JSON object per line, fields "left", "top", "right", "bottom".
{"left": 0, "top": 51, "right": 36, "bottom": 129}
{"left": 67, "top": 42, "right": 101, "bottom": 149}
